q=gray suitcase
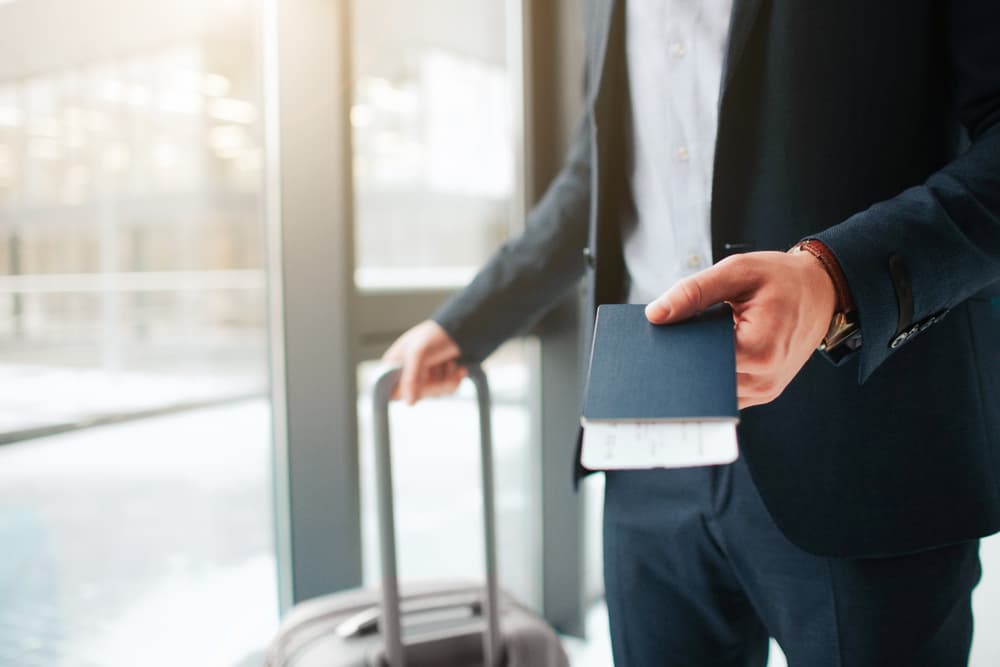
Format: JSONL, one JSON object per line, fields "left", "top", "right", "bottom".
{"left": 266, "top": 364, "right": 570, "bottom": 667}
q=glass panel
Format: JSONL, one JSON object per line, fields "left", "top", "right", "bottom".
{"left": 351, "top": 0, "right": 516, "bottom": 289}
{"left": 356, "top": 341, "right": 540, "bottom": 608}
{"left": 0, "top": 2, "right": 277, "bottom": 665}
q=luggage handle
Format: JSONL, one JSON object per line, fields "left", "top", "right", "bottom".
{"left": 336, "top": 591, "right": 483, "bottom": 639}
{"left": 372, "top": 364, "right": 501, "bottom": 667}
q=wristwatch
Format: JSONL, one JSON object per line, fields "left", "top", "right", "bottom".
{"left": 790, "top": 239, "right": 862, "bottom": 355}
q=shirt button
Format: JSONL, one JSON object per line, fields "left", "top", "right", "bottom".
{"left": 676, "top": 146, "right": 689, "bottom": 161}
{"left": 670, "top": 42, "right": 687, "bottom": 58}
{"left": 687, "top": 254, "right": 702, "bottom": 268}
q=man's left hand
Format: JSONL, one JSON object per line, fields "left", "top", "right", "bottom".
{"left": 645, "top": 251, "right": 838, "bottom": 410}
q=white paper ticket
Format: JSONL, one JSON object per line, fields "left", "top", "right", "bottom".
{"left": 580, "top": 421, "right": 739, "bottom": 470}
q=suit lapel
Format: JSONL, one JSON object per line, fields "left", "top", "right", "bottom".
{"left": 721, "top": 0, "right": 766, "bottom": 98}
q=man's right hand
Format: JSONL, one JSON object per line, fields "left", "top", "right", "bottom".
{"left": 381, "top": 320, "right": 465, "bottom": 404}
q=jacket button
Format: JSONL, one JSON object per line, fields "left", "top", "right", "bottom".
{"left": 583, "top": 247, "right": 596, "bottom": 269}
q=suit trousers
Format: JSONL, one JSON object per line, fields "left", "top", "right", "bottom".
{"left": 602, "top": 457, "right": 982, "bottom": 667}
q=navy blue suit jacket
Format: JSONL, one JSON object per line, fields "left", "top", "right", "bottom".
{"left": 433, "top": 0, "right": 1000, "bottom": 558}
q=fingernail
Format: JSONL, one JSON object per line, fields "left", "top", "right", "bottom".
{"left": 645, "top": 302, "right": 670, "bottom": 321}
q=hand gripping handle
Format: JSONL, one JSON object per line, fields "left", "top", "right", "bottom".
{"left": 371, "top": 364, "right": 500, "bottom": 667}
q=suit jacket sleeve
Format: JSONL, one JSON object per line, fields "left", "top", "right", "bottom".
{"left": 430, "top": 114, "right": 592, "bottom": 361}
{"left": 813, "top": 0, "right": 1000, "bottom": 382}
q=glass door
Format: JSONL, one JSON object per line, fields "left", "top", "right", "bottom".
{"left": 349, "top": 0, "right": 542, "bottom": 609}
{"left": 0, "top": 1, "right": 276, "bottom": 665}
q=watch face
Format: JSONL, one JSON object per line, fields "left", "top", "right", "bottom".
{"left": 822, "top": 311, "right": 860, "bottom": 351}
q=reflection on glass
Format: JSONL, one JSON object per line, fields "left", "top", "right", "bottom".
{"left": 352, "top": 0, "right": 515, "bottom": 288}
{"left": 0, "top": 1, "right": 276, "bottom": 664}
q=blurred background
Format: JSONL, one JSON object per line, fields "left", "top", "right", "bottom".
{"left": 0, "top": 1, "right": 997, "bottom": 666}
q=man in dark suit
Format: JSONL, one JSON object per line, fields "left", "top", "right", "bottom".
{"left": 385, "top": 1, "right": 1000, "bottom": 664}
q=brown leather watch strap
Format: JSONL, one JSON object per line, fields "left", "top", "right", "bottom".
{"left": 792, "top": 239, "right": 855, "bottom": 314}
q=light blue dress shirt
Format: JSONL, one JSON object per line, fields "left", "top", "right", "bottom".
{"left": 623, "top": 0, "right": 734, "bottom": 304}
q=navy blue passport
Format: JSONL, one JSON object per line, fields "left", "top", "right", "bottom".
{"left": 581, "top": 304, "right": 739, "bottom": 469}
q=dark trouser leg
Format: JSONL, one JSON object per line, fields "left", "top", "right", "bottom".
{"left": 603, "top": 459, "right": 981, "bottom": 667}
{"left": 713, "top": 458, "right": 981, "bottom": 667}
{"left": 818, "top": 543, "right": 979, "bottom": 666}
{"left": 603, "top": 467, "right": 769, "bottom": 667}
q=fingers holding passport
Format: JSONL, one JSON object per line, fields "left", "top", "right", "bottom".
{"left": 646, "top": 251, "right": 837, "bottom": 410}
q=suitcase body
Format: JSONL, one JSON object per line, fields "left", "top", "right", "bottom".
{"left": 267, "top": 581, "right": 569, "bottom": 666}
{"left": 266, "top": 365, "right": 570, "bottom": 667}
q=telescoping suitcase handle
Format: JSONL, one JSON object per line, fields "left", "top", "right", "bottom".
{"left": 372, "top": 363, "right": 501, "bottom": 667}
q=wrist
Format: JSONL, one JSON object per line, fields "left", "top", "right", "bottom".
{"left": 789, "top": 240, "right": 861, "bottom": 354}
{"left": 425, "top": 320, "right": 463, "bottom": 359}
{"left": 791, "top": 239, "right": 854, "bottom": 314}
